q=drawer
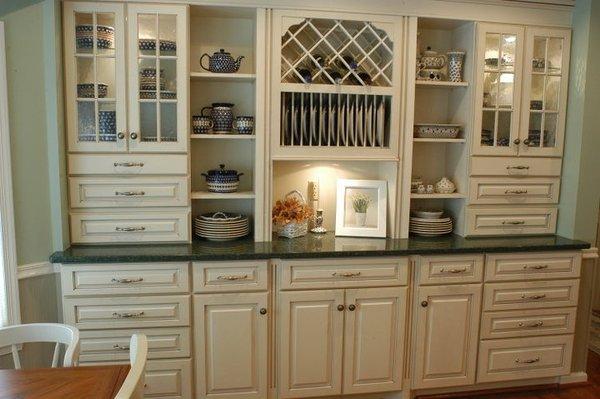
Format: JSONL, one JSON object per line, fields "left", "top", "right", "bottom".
{"left": 79, "top": 327, "right": 191, "bottom": 362}
{"left": 69, "top": 176, "right": 189, "bottom": 208}
{"left": 483, "top": 279, "right": 579, "bottom": 311}
{"left": 70, "top": 210, "right": 190, "bottom": 243}
{"left": 417, "top": 254, "right": 484, "bottom": 285}
{"left": 485, "top": 252, "right": 581, "bottom": 281}
{"left": 68, "top": 154, "right": 188, "bottom": 175}
{"left": 481, "top": 308, "right": 577, "bottom": 339}
{"left": 63, "top": 295, "right": 190, "bottom": 329}
{"left": 193, "top": 260, "right": 268, "bottom": 293}
{"left": 61, "top": 263, "right": 190, "bottom": 296}
{"left": 469, "top": 177, "right": 560, "bottom": 204}
{"left": 477, "top": 335, "right": 573, "bottom": 383}
{"left": 470, "top": 156, "right": 562, "bottom": 177}
{"left": 465, "top": 206, "right": 557, "bottom": 236}
{"left": 278, "top": 257, "right": 408, "bottom": 290}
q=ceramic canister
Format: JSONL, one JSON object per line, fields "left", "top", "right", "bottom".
{"left": 233, "top": 116, "right": 254, "bottom": 135}
{"left": 447, "top": 51, "right": 466, "bottom": 82}
{"left": 202, "top": 103, "right": 234, "bottom": 133}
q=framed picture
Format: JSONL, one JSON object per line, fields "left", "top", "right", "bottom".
{"left": 335, "top": 179, "right": 387, "bottom": 238}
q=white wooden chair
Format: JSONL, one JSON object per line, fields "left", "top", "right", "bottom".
{"left": 0, "top": 323, "right": 80, "bottom": 369}
{"left": 115, "top": 334, "right": 148, "bottom": 399}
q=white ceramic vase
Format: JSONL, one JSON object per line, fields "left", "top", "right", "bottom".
{"left": 435, "top": 177, "right": 456, "bottom": 194}
{"left": 355, "top": 212, "right": 367, "bottom": 226}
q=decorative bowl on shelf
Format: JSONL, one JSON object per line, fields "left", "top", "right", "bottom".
{"left": 201, "top": 164, "right": 243, "bottom": 193}
{"left": 76, "top": 24, "right": 114, "bottom": 49}
{"left": 77, "top": 83, "right": 108, "bottom": 98}
{"left": 435, "top": 177, "right": 457, "bottom": 194}
{"left": 414, "top": 124, "right": 461, "bottom": 139}
{"left": 138, "top": 39, "right": 177, "bottom": 52}
{"left": 411, "top": 209, "right": 444, "bottom": 219}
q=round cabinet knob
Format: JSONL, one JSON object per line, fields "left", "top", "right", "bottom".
{"left": 421, "top": 301, "right": 428, "bottom": 308}
{"left": 259, "top": 308, "right": 267, "bottom": 315}
{"left": 523, "top": 138, "right": 531, "bottom": 146}
{"left": 348, "top": 304, "right": 356, "bottom": 311}
{"left": 513, "top": 138, "right": 521, "bottom": 145}
{"left": 337, "top": 304, "right": 345, "bottom": 311}
{"left": 117, "top": 132, "right": 125, "bottom": 140}
{"left": 130, "top": 132, "right": 138, "bottom": 140}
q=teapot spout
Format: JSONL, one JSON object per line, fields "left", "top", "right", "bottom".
{"left": 234, "top": 55, "right": 245, "bottom": 70}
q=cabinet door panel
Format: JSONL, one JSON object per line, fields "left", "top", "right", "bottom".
{"left": 279, "top": 290, "right": 344, "bottom": 398}
{"left": 194, "top": 293, "right": 268, "bottom": 399}
{"left": 343, "top": 287, "right": 407, "bottom": 394}
{"left": 413, "top": 284, "right": 482, "bottom": 389}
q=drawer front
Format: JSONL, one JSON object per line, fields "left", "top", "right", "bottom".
{"left": 471, "top": 156, "right": 562, "bottom": 177}
{"left": 477, "top": 335, "right": 573, "bottom": 383}
{"left": 481, "top": 308, "right": 577, "bottom": 339}
{"left": 483, "top": 280, "right": 579, "bottom": 311}
{"left": 68, "top": 154, "right": 188, "bottom": 175}
{"left": 63, "top": 295, "right": 190, "bottom": 329}
{"left": 69, "top": 176, "right": 189, "bottom": 208}
{"left": 417, "top": 254, "right": 484, "bottom": 285}
{"left": 61, "top": 263, "right": 190, "bottom": 296}
{"left": 278, "top": 257, "right": 408, "bottom": 290}
{"left": 193, "top": 261, "right": 268, "bottom": 293}
{"left": 465, "top": 207, "right": 557, "bottom": 236}
{"left": 469, "top": 177, "right": 560, "bottom": 204}
{"left": 485, "top": 252, "right": 581, "bottom": 281}
{"left": 79, "top": 327, "right": 191, "bottom": 362}
{"left": 70, "top": 210, "right": 190, "bottom": 243}
{"left": 145, "top": 359, "right": 193, "bottom": 399}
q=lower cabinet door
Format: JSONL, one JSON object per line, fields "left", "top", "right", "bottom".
{"left": 145, "top": 359, "right": 192, "bottom": 399}
{"left": 343, "top": 287, "right": 407, "bottom": 394}
{"left": 279, "top": 290, "right": 345, "bottom": 398}
{"left": 194, "top": 293, "right": 268, "bottom": 399}
{"left": 413, "top": 284, "right": 482, "bottom": 389}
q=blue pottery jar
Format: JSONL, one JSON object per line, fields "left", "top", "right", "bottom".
{"left": 202, "top": 103, "right": 234, "bottom": 133}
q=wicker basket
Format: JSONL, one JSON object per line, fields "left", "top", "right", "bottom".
{"left": 276, "top": 190, "right": 309, "bottom": 239}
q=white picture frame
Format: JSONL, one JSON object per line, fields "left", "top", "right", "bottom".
{"left": 335, "top": 179, "right": 387, "bottom": 238}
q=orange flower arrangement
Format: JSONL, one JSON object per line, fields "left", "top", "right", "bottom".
{"left": 272, "top": 196, "right": 313, "bottom": 226}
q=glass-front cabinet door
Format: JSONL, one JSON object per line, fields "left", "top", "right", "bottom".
{"left": 473, "top": 24, "right": 524, "bottom": 156}
{"left": 519, "top": 28, "right": 570, "bottom": 157}
{"left": 127, "top": 4, "right": 188, "bottom": 153}
{"left": 64, "top": 2, "right": 126, "bottom": 152}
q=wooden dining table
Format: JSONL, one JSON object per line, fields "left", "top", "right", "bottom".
{"left": 0, "top": 364, "right": 130, "bottom": 399}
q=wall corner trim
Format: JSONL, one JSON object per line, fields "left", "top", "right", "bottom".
{"left": 582, "top": 247, "right": 599, "bottom": 259}
{"left": 17, "top": 261, "right": 58, "bottom": 280}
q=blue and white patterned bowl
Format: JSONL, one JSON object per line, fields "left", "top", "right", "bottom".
{"left": 75, "top": 25, "right": 114, "bottom": 49}
{"left": 138, "top": 39, "right": 177, "bottom": 52}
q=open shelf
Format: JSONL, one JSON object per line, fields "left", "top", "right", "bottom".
{"left": 416, "top": 80, "right": 469, "bottom": 87}
{"left": 413, "top": 138, "right": 466, "bottom": 143}
{"left": 191, "top": 134, "right": 255, "bottom": 140}
{"left": 190, "top": 72, "right": 256, "bottom": 82}
{"left": 192, "top": 191, "right": 256, "bottom": 200}
{"left": 411, "top": 193, "right": 467, "bottom": 199}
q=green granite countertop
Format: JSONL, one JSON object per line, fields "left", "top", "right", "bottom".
{"left": 49, "top": 233, "right": 590, "bottom": 264}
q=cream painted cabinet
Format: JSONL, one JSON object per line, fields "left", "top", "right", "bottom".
{"left": 412, "top": 284, "right": 482, "bottom": 389}
{"left": 194, "top": 293, "right": 268, "bottom": 399}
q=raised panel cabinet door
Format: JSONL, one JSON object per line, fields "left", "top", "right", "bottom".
{"left": 278, "top": 290, "right": 345, "bottom": 398}
{"left": 519, "top": 27, "right": 570, "bottom": 157}
{"left": 472, "top": 23, "right": 525, "bottom": 156}
{"left": 343, "top": 287, "right": 407, "bottom": 394}
{"left": 194, "top": 293, "right": 268, "bottom": 399}
{"left": 412, "top": 284, "right": 482, "bottom": 389}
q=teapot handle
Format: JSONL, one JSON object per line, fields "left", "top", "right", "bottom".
{"left": 200, "top": 53, "right": 211, "bottom": 71}
{"left": 201, "top": 106, "right": 212, "bottom": 117}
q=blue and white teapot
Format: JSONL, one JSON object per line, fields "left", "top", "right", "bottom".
{"left": 200, "top": 49, "right": 244, "bottom": 73}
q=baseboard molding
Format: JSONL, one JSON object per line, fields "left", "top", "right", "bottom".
{"left": 17, "top": 261, "right": 58, "bottom": 279}
{"left": 559, "top": 371, "right": 588, "bottom": 385}
{"left": 582, "top": 247, "right": 599, "bottom": 259}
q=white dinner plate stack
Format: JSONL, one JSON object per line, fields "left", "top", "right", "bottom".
{"left": 409, "top": 210, "right": 453, "bottom": 236}
{"left": 194, "top": 212, "right": 250, "bottom": 241}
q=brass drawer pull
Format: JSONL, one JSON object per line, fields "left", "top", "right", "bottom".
{"left": 111, "top": 277, "right": 144, "bottom": 284}
{"left": 113, "top": 162, "right": 145, "bottom": 167}
{"left": 502, "top": 220, "right": 525, "bottom": 225}
{"left": 518, "top": 321, "right": 544, "bottom": 328}
{"left": 440, "top": 267, "right": 467, "bottom": 274}
{"left": 112, "top": 344, "right": 130, "bottom": 351}
{"left": 112, "top": 311, "right": 145, "bottom": 319}
{"left": 217, "top": 274, "right": 249, "bottom": 281}
{"left": 115, "top": 191, "right": 146, "bottom": 196}
{"left": 332, "top": 271, "right": 362, "bottom": 278}
{"left": 521, "top": 294, "right": 547, "bottom": 300}
{"left": 516, "top": 357, "right": 540, "bottom": 364}
{"left": 506, "top": 165, "right": 530, "bottom": 170}
{"left": 115, "top": 226, "right": 146, "bottom": 232}
{"left": 505, "top": 189, "right": 528, "bottom": 194}
{"left": 524, "top": 264, "right": 549, "bottom": 270}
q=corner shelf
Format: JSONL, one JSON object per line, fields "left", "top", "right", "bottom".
{"left": 190, "top": 72, "right": 256, "bottom": 82}
{"left": 413, "top": 138, "right": 466, "bottom": 143}
{"left": 192, "top": 191, "right": 256, "bottom": 200}
{"left": 411, "top": 193, "right": 467, "bottom": 199}
{"left": 416, "top": 80, "right": 469, "bottom": 88}
{"left": 191, "top": 134, "right": 255, "bottom": 140}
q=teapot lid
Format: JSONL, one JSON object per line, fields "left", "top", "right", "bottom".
{"left": 216, "top": 48, "right": 230, "bottom": 55}
{"left": 211, "top": 102, "right": 234, "bottom": 107}
{"left": 206, "top": 164, "right": 239, "bottom": 176}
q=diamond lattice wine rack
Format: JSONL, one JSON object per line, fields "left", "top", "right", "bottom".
{"left": 271, "top": 10, "right": 403, "bottom": 159}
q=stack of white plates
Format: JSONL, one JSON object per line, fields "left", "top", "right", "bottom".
{"left": 409, "top": 211, "right": 453, "bottom": 237}
{"left": 194, "top": 212, "right": 250, "bottom": 241}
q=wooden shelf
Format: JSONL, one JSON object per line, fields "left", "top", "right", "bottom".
{"left": 413, "top": 138, "right": 466, "bottom": 143}
{"left": 411, "top": 193, "right": 467, "bottom": 199}
{"left": 191, "top": 134, "right": 255, "bottom": 140}
{"left": 190, "top": 72, "right": 256, "bottom": 82}
{"left": 415, "top": 80, "right": 469, "bottom": 87}
{"left": 192, "top": 191, "right": 255, "bottom": 200}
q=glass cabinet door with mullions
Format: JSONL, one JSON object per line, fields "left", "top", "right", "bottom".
{"left": 519, "top": 27, "right": 570, "bottom": 157}
{"left": 64, "top": 2, "right": 126, "bottom": 152}
{"left": 127, "top": 4, "right": 188, "bottom": 153}
{"left": 473, "top": 24, "right": 524, "bottom": 156}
